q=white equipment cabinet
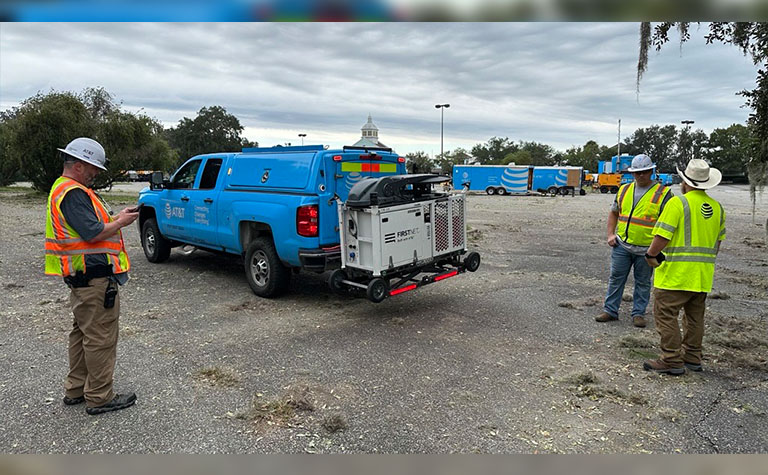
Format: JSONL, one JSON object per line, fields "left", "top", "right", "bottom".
{"left": 330, "top": 174, "right": 480, "bottom": 303}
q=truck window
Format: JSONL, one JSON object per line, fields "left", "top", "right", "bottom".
{"left": 172, "top": 159, "right": 202, "bottom": 188}
{"left": 199, "top": 159, "right": 223, "bottom": 190}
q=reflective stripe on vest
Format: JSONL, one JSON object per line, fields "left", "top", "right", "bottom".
{"left": 653, "top": 192, "right": 724, "bottom": 293}
{"left": 615, "top": 182, "right": 668, "bottom": 246}
{"left": 44, "top": 177, "right": 130, "bottom": 276}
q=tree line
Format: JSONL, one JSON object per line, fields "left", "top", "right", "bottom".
{"left": 0, "top": 87, "right": 756, "bottom": 192}
{"left": 0, "top": 88, "right": 255, "bottom": 191}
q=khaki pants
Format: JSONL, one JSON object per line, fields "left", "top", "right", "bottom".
{"left": 653, "top": 288, "right": 707, "bottom": 367}
{"left": 65, "top": 277, "right": 119, "bottom": 407}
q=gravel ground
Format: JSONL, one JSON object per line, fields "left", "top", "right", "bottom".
{"left": 0, "top": 182, "right": 766, "bottom": 454}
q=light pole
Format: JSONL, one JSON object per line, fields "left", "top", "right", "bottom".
{"left": 298, "top": 133, "right": 306, "bottom": 146}
{"left": 435, "top": 103, "right": 450, "bottom": 160}
{"left": 681, "top": 120, "right": 695, "bottom": 162}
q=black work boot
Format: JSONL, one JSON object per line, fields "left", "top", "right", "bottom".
{"left": 86, "top": 392, "right": 137, "bottom": 415}
{"left": 63, "top": 395, "right": 85, "bottom": 405}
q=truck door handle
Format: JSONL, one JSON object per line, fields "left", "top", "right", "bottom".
{"left": 180, "top": 196, "right": 190, "bottom": 202}
{"left": 204, "top": 198, "right": 213, "bottom": 204}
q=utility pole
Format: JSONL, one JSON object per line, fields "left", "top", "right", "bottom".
{"left": 435, "top": 104, "right": 450, "bottom": 161}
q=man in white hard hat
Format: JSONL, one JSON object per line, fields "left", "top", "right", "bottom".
{"left": 643, "top": 159, "right": 725, "bottom": 375}
{"left": 44, "top": 137, "right": 140, "bottom": 414}
{"left": 596, "top": 154, "right": 673, "bottom": 327}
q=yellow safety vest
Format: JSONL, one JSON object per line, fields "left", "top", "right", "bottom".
{"left": 616, "top": 182, "right": 670, "bottom": 246}
{"left": 652, "top": 190, "right": 725, "bottom": 293}
{"left": 45, "top": 176, "right": 130, "bottom": 277}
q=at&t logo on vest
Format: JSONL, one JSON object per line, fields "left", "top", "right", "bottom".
{"left": 701, "top": 203, "right": 714, "bottom": 219}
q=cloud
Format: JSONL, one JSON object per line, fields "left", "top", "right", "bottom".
{"left": 0, "top": 22, "right": 759, "bottom": 155}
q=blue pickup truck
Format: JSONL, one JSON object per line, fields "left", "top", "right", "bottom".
{"left": 137, "top": 145, "right": 406, "bottom": 297}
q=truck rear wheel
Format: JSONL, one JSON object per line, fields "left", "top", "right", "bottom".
{"left": 141, "top": 218, "right": 171, "bottom": 263}
{"left": 611, "top": 186, "right": 619, "bottom": 194}
{"left": 244, "top": 238, "right": 291, "bottom": 297}
{"left": 600, "top": 186, "right": 608, "bottom": 194}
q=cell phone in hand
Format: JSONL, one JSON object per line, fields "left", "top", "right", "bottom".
{"left": 127, "top": 203, "right": 144, "bottom": 213}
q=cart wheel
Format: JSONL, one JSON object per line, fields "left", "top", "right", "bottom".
{"left": 366, "top": 278, "right": 389, "bottom": 303}
{"left": 328, "top": 269, "right": 346, "bottom": 294}
{"left": 464, "top": 252, "right": 481, "bottom": 272}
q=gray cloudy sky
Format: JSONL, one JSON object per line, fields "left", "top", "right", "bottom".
{"left": 0, "top": 22, "right": 759, "bottom": 156}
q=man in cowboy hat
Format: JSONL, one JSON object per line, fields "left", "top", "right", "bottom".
{"left": 45, "top": 137, "right": 140, "bottom": 413}
{"left": 643, "top": 158, "right": 725, "bottom": 375}
{"left": 596, "top": 154, "right": 673, "bottom": 328}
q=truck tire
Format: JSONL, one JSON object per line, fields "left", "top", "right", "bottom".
{"left": 600, "top": 186, "right": 608, "bottom": 194}
{"left": 547, "top": 186, "right": 558, "bottom": 196}
{"left": 611, "top": 186, "right": 619, "bottom": 194}
{"left": 366, "top": 278, "right": 389, "bottom": 303}
{"left": 485, "top": 187, "right": 496, "bottom": 195}
{"left": 244, "top": 238, "right": 291, "bottom": 297}
{"left": 141, "top": 218, "right": 171, "bottom": 263}
{"left": 328, "top": 268, "right": 347, "bottom": 294}
{"left": 496, "top": 187, "right": 507, "bottom": 196}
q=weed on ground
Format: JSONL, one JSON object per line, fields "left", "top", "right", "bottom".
{"left": 194, "top": 367, "right": 241, "bottom": 387}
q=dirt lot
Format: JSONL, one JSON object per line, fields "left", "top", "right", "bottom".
{"left": 0, "top": 182, "right": 766, "bottom": 453}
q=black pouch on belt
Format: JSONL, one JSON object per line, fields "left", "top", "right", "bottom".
{"left": 104, "top": 281, "right": 118, "bottom": 308}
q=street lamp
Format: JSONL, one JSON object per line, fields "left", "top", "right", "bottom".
{"left": 681, "top": 120, "right": 695, "bottom": 162}
{"left": 298, "top": 133, "right": 306, "bottom": 146}
{"left": 435, "top": 103, "right": 450, "bottom": 160}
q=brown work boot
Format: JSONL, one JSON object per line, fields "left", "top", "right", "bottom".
{"left": 632, "top": 316, "right": 647, "bottom": 328}
{"left": 643, "top": 359, "right": 685, "bottom": 375}
{"left": 595, "top": 312, "right": 618, "bottom": 322}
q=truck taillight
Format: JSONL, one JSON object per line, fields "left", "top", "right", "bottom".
{"left": 397, "top": 157, "right": 405, "bottom": 163}
{"left": 297, "top": 205, "right": 319, "bottom": 237}
{"left": 333, "top": 155, "right": 342, "bottom": 161}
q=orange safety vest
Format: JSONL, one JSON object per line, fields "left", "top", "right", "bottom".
{"left": 44, "top": 176, "right": 130, "bottom": 277}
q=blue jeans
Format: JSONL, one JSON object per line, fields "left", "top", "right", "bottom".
{"left": 603, "top": 244, "right": 652, "bottom": 318}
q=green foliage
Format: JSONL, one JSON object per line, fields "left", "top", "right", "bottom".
{"left": 405, "top": 151, "right": 433, "bottom": 173}
{"left": 623, "top": 124, "right": 679, "bottom": 172}
{"left": 471, "top": 137, "right": 517, "bottom": 165}
{"left": 436, "top": 147, "right": 470, "bottom": 174}
{"left": 705, "top": 124, "right": 754, "bottom": 176}
{"left": 504, "top": 149, "right": 531, "bottom": 165}
{"left": 0, "top": 119, "right": 21, "bottom": 186}
{"left": 165, "top": 106, "right": 256, "bottom": 166}
{"left": 518, "top": 141, "right": 556, "bottom": 166}
{"left": 5, "top": 91, "right": 95, "bottom": 192}
{"left": 2, "top": 88, "right": 175, "bottom": 192}
{"left": 562, "top": 140, "right": 604, "bottom": 172}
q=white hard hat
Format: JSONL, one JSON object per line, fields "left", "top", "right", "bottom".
{"left": 58, "top": 137, "right": 107, "bottom": 170}
{"left": 627, "top": 154, "right": 655, "bottom": 172}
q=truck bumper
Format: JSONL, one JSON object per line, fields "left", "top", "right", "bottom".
{"left": 299, "top": 245, "right": 341, "bottom": 273}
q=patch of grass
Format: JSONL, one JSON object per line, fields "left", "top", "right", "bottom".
{"left": 618, "top": 333, "right": 657, "bottom": 349}
{"left": 322, "top": 414, "right": 348, "bottom": 433}
{"left": 194, "top": 367, "right": 240, "bottom": 387}
{"left": 238, "top": 385, "right": 316, "bottom": 426}
{"left": 575, "top": 385, "right": 648, "bottom": 406}
{"left": 625, "top": 348, "right": 659, "bottom": 360}
{"left": 562, "top": 370, "right": 600, "bottom": 386}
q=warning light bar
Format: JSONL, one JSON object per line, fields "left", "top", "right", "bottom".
{"left": 389, "top": 284, "right": 418, "bottom": 296}
{"left": 434, "top": 270, "right": 459, "bottom": 282}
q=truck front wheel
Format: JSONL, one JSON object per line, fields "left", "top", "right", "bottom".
{"left": 141, "top": 218, "right": 171, "bottom": 263}
{"left": 244, "top": 238, "right": 291, "bottom": 297}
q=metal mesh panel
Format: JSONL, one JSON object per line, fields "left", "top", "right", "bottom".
{"left": 434, "top": 201, "right": 449, "bottom": 253}
{"left": 452, "top": 196, "right": 465, "bottom": 248}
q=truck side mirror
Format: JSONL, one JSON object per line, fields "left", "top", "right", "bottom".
{"left": 150, "top": 171, "right": 165, "bottom": 190}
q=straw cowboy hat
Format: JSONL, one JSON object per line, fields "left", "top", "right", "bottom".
{"left": 677, "top": 159, "right": 722, "bottom": 190}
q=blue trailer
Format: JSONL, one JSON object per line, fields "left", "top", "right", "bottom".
{"left": 453, "top": 165, "right": 531, "bottom": 195}
{"left": 453, "top": 165, "right": 584, "bottom": 196}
